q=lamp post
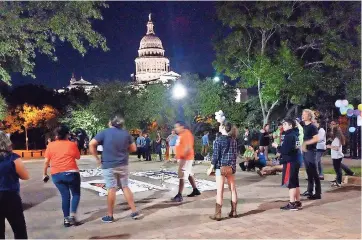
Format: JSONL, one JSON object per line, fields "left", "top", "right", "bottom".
{"left": 172, "top": 83, "right": 187, "bottom": 122}
{"left": 213, "top": 76, "right": 220, "bottom": 83}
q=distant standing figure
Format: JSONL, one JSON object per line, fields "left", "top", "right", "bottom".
{"left": 136, "top": 133, "right": 146, "bottom": 160}
{"left": 202, "top": 131, "right": 210, "bottom": 160}
{"left": 259, "top": 124, "right": 271, "bottom": 161}
{"left": 327, "top": 127, "right": 346, "bottom": 187}
{"left": 144, "top": 134, "right": 152, "bottom": 161}
{"left": 243, "top": 127, "right": 251, "bottom": 148}
{"left": 167, "top": 130, "right": 178, "bottom": 162}
{"left": 155, "top": 132, "right": 162, "bottom": 161}
{"left": 0, "top": 132, "right": 29, "bottom": 239}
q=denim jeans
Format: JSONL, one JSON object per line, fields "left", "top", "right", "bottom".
{"left": 52, "top": 172, "right": 81, "bottom": 218}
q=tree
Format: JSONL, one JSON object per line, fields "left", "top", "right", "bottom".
{"left": 0, "top": 95, "right": 6, "bottom": 120}
{"left": 61, "top": 107, "right": 104, "bottom": 139}
{"left": 0, "top": 2, "right": 108, "bottom": 84}
{"left": 214, "top": 1, "right": 360, "bottom": 124}
{"left": 2, "top": 104, "right": 58, "bottom": 150}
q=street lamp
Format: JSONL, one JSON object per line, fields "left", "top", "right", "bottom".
{"left": 172, "top": 83, "right": 187, "bottom": 122}
{"left": 172, "top": 83, "right": 187, "bottom": 99}
{"left": 213, "top": 76, "right": 220, "bottom": 82}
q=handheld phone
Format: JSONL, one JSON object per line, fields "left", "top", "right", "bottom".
{"left": 43, "top": 175, "right": 50, "bottom": 183}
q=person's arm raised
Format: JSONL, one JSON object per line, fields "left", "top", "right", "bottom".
{"left": 14, "top": 158, "right": 30, "bottom": 180}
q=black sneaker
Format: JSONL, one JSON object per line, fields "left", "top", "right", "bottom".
{"left": 295, "top": 201, "right": 303, "bottom": 209}
{"left": 64, "top": 217, "right": 71, "bottom": 227}
{"left": 187, "top": 189, "right": 201, "bottom": 197}
{"left": 301, "top": 191, "right": 312, "bottom": 197}
{"left": 319, "top": 176, "right": 324, "bottom": 180}
{"left": 171, "top": 194, "right": 183, "bottom": 202}
{"left": 68, "top": 216, "right": 79, "bottom": 226}
{"left": 308, "top": 194, "right": 321, "bottom": 200}
{"left": 280, "top": 202, "right": 298, "bottom": 211}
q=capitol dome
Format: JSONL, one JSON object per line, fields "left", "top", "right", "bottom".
{"left": 140, "top": 35, "right": 163, "bottom": 50}
{"left": 134, "top": 14, "right": 179, "bottom": 84}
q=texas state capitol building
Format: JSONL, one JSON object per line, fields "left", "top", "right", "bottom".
{"left": 132, "top": 14, "right": 180, "bottom": 86}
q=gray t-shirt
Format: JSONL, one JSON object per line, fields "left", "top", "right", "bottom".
{"left": 94, "top": 127, "right": 134, "bottom": 169}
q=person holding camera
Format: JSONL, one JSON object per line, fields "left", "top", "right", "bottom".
{"left": 43, "top": 125, "right": 81, "bottom": 227}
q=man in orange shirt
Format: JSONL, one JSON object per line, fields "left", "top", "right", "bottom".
{"left": 172, "top": 121, "right": 200, "bottom": 202}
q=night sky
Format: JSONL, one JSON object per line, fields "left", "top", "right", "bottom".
{"left": 12, "top": 2, "right": 220, "bottom": 89}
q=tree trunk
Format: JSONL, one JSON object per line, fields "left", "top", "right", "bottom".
{"left": 285, "top": 105, "right": 298, "bottom": 119}
{"left": 257, "top": 78, "right": 266, "bottom": 124}
{"left": 25, "top": 127, "right": 29, "bottom": 151}
{"left": 264, "top": 100, "right": 279, "bottom": 125}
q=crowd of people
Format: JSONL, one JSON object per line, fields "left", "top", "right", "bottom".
{"left": 0, "top": 108, "right": 356, "bottom": 238}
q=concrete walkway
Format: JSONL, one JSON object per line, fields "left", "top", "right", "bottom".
{"left": 5, "top": 157, "right": 361, "bottom": 239}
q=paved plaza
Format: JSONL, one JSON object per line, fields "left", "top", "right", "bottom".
{"left": 5, "top": 156, "right": 361, "bottom": 239}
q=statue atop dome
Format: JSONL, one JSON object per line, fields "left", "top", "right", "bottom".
{"left": 146, "top": 13, "right": 155, "bottom": 35}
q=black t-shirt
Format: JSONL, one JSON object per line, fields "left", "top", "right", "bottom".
{"left": 303, "top": 123, "right": 318, "bottom": 151}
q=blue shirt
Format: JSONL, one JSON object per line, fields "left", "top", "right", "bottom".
{"left": 0, "top": 153, "right": 21, "bottom": 193}
{"left": 202, "top": 135, "right": 209, "bottom": 146}
{"left": 136, "top": 136, "right": 146, "bottom": 147}
{"left": 94, "top": 127, "right": 134, "bottom": 169}
{"left": 258, "top": 153, "right": 267, "bottom": 166}
{"left": 168, "top": 134, "right": 178, "bottom": 146}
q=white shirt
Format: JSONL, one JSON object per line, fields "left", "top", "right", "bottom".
{"left": 331, "top": 138, "right": 344, "bottom": 159}
{"left": 316, "top": 128, "right": 326, "bottom": 150}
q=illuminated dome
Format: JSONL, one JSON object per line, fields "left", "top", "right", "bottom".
{"left": 140, "top": 35, "right": 163, "bottom": 50}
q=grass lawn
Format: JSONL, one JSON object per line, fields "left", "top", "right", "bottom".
{"left": 324, "top": 167, "right": 361, "bottom": 177}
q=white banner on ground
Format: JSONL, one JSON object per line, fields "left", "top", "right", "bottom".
{"left": 79, "top": 168, "right": 103, "bottom": 178}
{"left": 130, "top": 171, "right": 226, "bottom": 192}
{"left": 81, "top": 179, "right": 165, "bottom": 196}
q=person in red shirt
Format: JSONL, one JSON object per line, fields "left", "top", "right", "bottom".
{"left": 43, "top": 125, "right": 81, "bottom": 227}
{"left": 172, "top": 121, "right": 200, "bottom": 202}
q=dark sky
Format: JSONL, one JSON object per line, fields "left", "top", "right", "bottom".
{"left": 12, "top": 2, "right": 220, "bottom": 89}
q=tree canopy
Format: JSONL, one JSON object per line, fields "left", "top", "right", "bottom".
{"left": 0, "top": 2, "right": 108, "bottom": 84}
{"left": 214, "top": 1, "right": 361, "bottom": 124}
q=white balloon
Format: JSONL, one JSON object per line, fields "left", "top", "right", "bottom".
{"left": 335, "top": 100, "right": 342, "bottom": 108}
{"left": 341, "top": 100, "right": 349, "bottom": 107}
{"left": 221, "top": 116, "right": 226, "bottom": 122}
{"left": 218, "top": 110, "right": 223, "bottom": 115}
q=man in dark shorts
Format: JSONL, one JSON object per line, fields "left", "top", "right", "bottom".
{"left": 279, "top": 119, "right": 302, "bottom": 211}
{"left": 301, "top": 109, "right": 321, "bottom": 200}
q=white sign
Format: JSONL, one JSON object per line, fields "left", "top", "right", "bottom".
{"left": 81, "top": 179, "right": 165, "bottom": 197}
